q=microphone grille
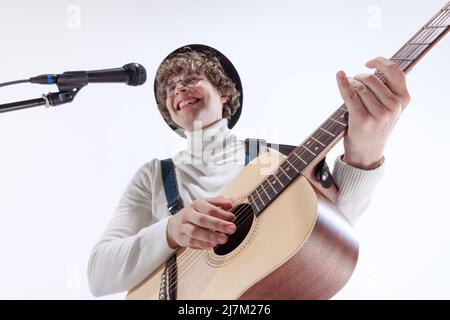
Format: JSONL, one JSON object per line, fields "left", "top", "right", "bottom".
{"left": 123, "top": 63, "right": 147, "bottom": 86}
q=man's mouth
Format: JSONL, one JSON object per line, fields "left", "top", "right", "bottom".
{"left": 177, "top": 97, "right": 200, "bottom": 111}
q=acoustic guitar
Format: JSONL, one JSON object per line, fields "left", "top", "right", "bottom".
{"left": 127, "top": 2, "right": 449, "bottom": 300}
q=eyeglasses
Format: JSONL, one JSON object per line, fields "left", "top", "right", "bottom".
{"left": 164, "top": 73, "right": 203, "bottom": 98}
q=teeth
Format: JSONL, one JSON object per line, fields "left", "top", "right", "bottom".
{"left": 178, "top": 98, "right": 198, "bottom": 110}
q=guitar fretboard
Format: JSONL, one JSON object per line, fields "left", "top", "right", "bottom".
{"left": 249, "top": 2, "right": 450, "bottom": 216}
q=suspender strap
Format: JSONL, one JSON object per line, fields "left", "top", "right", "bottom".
{"left": 245, "top": 138, "right": 268, "bottom": 165}
{"left": 161, "top": 158, "right": 184, "bottom": 215}
{"left": 159, "top": 158, "right": 182, "bottom": 300}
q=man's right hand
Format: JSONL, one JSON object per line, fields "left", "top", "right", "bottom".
{"left": 166, "top": 196, "right": 236, "bottom": 250}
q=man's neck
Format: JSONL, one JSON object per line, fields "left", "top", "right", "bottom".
{"left": 179, "top": 118, "right": 240, "bottom": 165}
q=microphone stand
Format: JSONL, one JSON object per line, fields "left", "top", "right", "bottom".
{"left": 0, "top": 91, "right": 78, "bottom": 113}
{"left": 0, "top": 71, "right": 88, "bottom": 114}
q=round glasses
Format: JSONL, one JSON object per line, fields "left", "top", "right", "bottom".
{"left": 164, "top": 74, "right": 203, "bottom": 98}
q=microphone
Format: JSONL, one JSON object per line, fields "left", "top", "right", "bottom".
{"left": 29, "top": 63, "right": 147, "bottom": 87}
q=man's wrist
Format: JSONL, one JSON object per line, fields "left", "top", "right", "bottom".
{"left": 342, "top": 154, "right": 385, "bottom": 170}
{"left": 166, "top": 217, "right": 179, "bottom": 249}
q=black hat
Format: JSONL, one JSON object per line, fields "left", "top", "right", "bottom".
{"left": 154, "top": 44, "right": 243, "bottom": 137}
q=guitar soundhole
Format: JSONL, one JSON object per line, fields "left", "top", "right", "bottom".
{"left": 214, "top": 203, "right": 254, "bottom": 256}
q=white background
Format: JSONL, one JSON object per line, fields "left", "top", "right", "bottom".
{"left": 0, "top": 0, "right": 449, "bottom": 299}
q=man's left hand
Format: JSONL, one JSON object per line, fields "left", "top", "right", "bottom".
{"left": 336, "top": 56, "right": 410, "bottom": 169}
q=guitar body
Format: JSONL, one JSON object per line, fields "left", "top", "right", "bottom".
{"left": 127, "top": 150, "right": 359, "bottom": 300}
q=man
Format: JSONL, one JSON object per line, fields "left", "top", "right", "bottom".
{"left": 87, "top": 44, "right": 409, "bottom": 297}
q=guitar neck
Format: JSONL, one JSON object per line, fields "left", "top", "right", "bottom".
{"left": 393, "top": 2, "right": 450, "bottom": 75}
{"left": 249, "top": 2, "right": 450, "bottom": 216}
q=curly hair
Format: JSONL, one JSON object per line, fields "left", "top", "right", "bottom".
{"left": 155, "top": 48, "right": 241, "bottom": 129}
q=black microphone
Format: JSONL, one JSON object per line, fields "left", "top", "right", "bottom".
{"left": 29, "top": 63, "right": 147, "bottom": 87}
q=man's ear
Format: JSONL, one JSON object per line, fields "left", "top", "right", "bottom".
{"left": 221, "top": 95, "right": 228, "bottom": 104}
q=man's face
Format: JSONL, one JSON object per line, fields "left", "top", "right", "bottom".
{"left": 164, "top": 72, "right": 227, "bottom": 132}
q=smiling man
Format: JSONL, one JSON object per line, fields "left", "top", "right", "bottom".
{"left": 161, "top": 72, "right": 228, "bottom": 132}
{"left": 87, "top": 44, "right": 409, "bottom": 297}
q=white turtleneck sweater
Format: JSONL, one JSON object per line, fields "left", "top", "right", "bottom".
{"left": 87, "top": 119, "right": 385, "bottom": 297}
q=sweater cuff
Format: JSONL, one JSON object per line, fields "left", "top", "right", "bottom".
{"left": 139, "top": 216, "right": 176, "bottom": 266}
{"left": 332, "top": 154, "right": 385, "bottom": 201}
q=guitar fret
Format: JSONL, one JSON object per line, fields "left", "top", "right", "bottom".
{"left": 427, "top": 9, "right": 447, "bottom": 25}
{"left": 310, "top": 136, "right": 326, "bottom": 147}
{"left": 303, "top": 145, "right": 317, "bottom": 156}
{"left": 250, "top": 193, "right": 260, "bottom": 212}
{"left": 398, "top": 61, "right": 409, "bottom": 70}
{"left": 394, "top": 44, "right": 428, "bottom": 61}
{"left": 406, "top": 42, "right": 432, "bottom": 45}
{"left": 279, "top": 166, "right": 292, "bottom": 181}
{"left": 319, "top": 127, "right": 336, "bottom": 137}
{"left": 430, "top": 6, "right": 450, "bottom": 23}
{"left": 260, "top": 182, "right": 271, "bottom": 201}
{"left": 267, "top": 176, "right": 277, "bottom": 193}
{"left": 331, "top": 111, "right": 348, "bottom": 125}
{"left": 273, "top": 173, "right": 285, "bottom": 188}
{"left": 338, "top": 105, "right": 348, "bottom": 111}
{"left": 285, "top": 159, "right": 299, "bottom": 173}
{"left": 391, "top": 58, "right": 414, "bottom": 62}
{"left": 293, "top": 151, "right": 308, "bottom": 165}
{"left": 419, "top": 26, "right": 445, "bottom": 42}
{"left": 255, "top": 187, "right": 265, "bottom": 207}
{"left": 329, "top": 117, "right": 347, "bottom": 126}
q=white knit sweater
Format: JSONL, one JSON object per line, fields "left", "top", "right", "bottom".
{"left": 87, "top": 119, "right": 384, "bottom": 297}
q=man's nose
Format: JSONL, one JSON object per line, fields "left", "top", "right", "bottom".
{"left": 174, "top": 82, "right": 188, "bottom": 95}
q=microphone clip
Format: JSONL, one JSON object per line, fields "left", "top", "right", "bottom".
{"left": 41, "top": 72, "right": 88, "bottom": 108}
{"left": 56, "top": 71, "right": 88, "bottom": 92}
